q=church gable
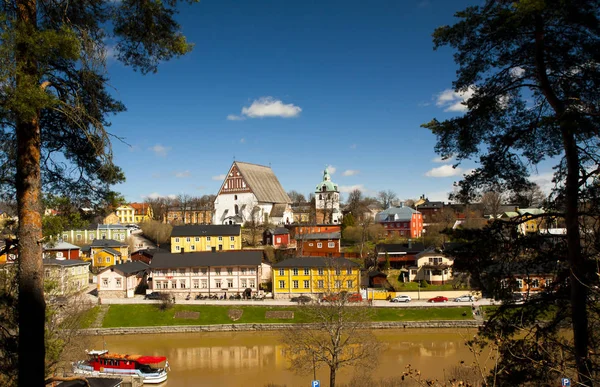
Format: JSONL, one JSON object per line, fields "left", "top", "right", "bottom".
{"left": 218, "top": 164, "right": 253, "bottom": 196}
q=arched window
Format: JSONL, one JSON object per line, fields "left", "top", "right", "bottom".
{"left": 322, "top": 185, "right": 326, "bottom": 192}
{"left": 319, "top": 194, "right": 322, "bottom": 200}
{"left": 234, "top": 195, "right": 237, "bottom": 200}
{"left": 234, "top": 205, "right": 239, "bottom": 215}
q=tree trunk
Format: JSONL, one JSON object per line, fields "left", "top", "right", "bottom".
{"left": 16, "top": 0, "right": 46, "bottom": 385}
{"left": 329, "top": 365, "right": 336, "bottom": 387}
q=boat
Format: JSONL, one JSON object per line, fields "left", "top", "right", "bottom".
{"left": 73, "top": 349, "right": 169, "bottom": 384}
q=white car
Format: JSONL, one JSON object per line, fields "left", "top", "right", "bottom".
{"left": 454, "top": 295, "right": 475, "bottom": 302}
{"left": 390, "top": 295, "right": 412, "bottom": 303}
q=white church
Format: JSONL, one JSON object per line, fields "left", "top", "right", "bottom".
{"left": 213, "top": 161, "right": 293, "bottom": 225}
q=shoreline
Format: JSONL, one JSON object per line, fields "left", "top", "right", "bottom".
{"left": 79, "top": 320, "right": 483, "bottom": 336}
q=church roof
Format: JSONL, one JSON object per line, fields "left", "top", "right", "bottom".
{"left": 234, "top": 162, "right": 291, "bottom": 204}
{"left": 315, "top": 168, "right": 338, "bottom": 192}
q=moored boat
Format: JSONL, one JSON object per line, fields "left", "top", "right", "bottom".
{"left": 73, "top": 349, "right": 168, "bottom": 384}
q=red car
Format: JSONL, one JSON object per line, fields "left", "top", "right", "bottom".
{"left": 427, "top": 296, "right": 449, "bottom": 303}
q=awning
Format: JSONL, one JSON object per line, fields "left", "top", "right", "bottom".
{"left": 137, "top": 356, "right": 167, "bottom": 364}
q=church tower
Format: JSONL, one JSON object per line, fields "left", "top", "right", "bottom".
{"left": 315, "top": 168, "right": 341, "bottom": 224}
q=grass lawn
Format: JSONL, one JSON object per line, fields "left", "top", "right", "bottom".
{"left": 102, "top": 304, "right": 473, "bottom": 328}
{"left": 72, "top": 306, "right": 100, "bottom": 329}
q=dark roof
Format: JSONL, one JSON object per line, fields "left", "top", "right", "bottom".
{"left": 132, "top": 247, "right": 169, "bottom": 257}
{"left": 43, "top": 259, "right": 90, "bottom": 267}
{"left": 150, "top": 251, "right": 263, "bottom": 269}
{"left": 170, "top": 224, "right": 241, "bottom": 237}
{"left": 368, "top": 270, "right": 388, "bottom": 278}
{"left": 296, "top": 232, "right": 341, "bottom": 240}
{"left": 272, "top": 257, "right": 360, "bottom": 268}
{"left": 376, "top": 243, "right": 425, "bottom": 254}
{"left": 100, "top": 247, "right": 122, "bottom": 256}
{"left": 264, "top": 227, "right": 289, "bottom": 235}
{"left": 418, "top": 200, "right": 445, "bottom": 209}
{"left": 81, "top": 245, "right": 91, "bottom": 252}
{"left": 101, "top": 261, "right": 149, "bottom": 275}
{"left": 58, "top": 377, "right": 122, "bottom": 387}
{"left": 269, "top": 203, "right": 287, "bottom": 217}
{"left": 91, "top": 239, "right": 126, "bottom": 248}
{"left": 415, "top": 248, "right": 439, "bottom": 258}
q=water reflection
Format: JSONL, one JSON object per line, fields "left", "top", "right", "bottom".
{"left": 88, "top": 329, "right": 476, "bottom": 386}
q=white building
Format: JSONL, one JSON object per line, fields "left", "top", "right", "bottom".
{"left": 97, "top": 261, "right": 149, "bottom": 298}
{"left": 315, "top": 168, "right": 342, "bottom": 224}
{"left": 213, "top": 161, "right": 293, "bottom": 225}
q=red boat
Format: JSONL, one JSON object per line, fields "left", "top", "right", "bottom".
{"left": 73, "top": 349, "right": 169, "bottom": 384}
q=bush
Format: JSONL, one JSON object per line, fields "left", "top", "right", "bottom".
{"left": 420, "top": 279, "right": 429, "bottom": 288}
{"left": 157, "top": 293, "right": 174, "bottom": 311}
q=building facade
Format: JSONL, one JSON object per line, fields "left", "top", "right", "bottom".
{"left": 170, "top": 225, "right": 242, "bottom": 253}
{"left": 314, "top": 168, "right": 342, "bottom": 224}
{"left": 375, "top": 204, "right": 423, "bottom": 238}
{"left": 297, "top": 232, "right": 341, "bottom": 256}
{"left": 213, "top": 161, "right": 293, "bottom": 225}
{"left": 60, "top": 224, "right": 132, "bottom": 245}
{"left": 97, "top": 261, "right": 149, "bottom": 298}
{"left": 149, "top": 251, "right": 263, "bottom": 299}
{"left": 89, "top": 238, "right": 130, "bottom": 268}
{"left": 43, "top": 241, "right": 81, "bottom": 260}
{"left": 131, "top": 202, "right": 154, "bottom": 223}
{"left": 408, "top": 249, "right": 454, "bottom": 285}
{"left": 272, "top": 257, "right": 361, "bottom": 299}
{"left": 43, "top": 259, "right": 90, "bottom": 295}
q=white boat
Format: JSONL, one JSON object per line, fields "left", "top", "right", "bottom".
{"left": 73, "top": 349, "right": 168, "bottom": 384}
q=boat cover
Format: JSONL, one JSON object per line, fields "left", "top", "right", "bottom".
{"left": 136, "top": 356, "right": 167, "bottom": 364}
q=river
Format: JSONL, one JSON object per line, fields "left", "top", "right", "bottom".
{"left": 80, "top": 328, "right": 481, "bottom": 387}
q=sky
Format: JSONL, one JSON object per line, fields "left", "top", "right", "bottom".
{"left": 106, "top": 0, "right": 555, "bottom": 203}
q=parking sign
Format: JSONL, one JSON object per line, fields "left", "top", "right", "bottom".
{"left": 562, "top": 378, "right": 570, "bottom": 387}
{"left": 312, "top": 381, "right": 320, "bottom": 387}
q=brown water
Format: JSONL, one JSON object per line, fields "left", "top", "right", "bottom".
{"left": 85, "top": 329, "right": 478, "bottom": 387}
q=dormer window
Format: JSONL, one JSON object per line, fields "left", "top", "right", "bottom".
{"left": 322, "top": 185, "right": 326, "bottom": 192}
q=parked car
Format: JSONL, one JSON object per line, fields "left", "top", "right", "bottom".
{"left": 454, "top": 295, "right": 475, "bottom": 302}
{"left": 427, "top": 296, "right": 449, "bottom": 303}
{"left": 291, "top": 295, "right": 313, "bottom": 304}
{"left": 390, "top": 295, "right": 412, "bottom": 303}
{"left": 144, "top": 292, "right": 162, "bottom": 300}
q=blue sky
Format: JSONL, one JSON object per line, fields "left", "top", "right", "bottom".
{"left": 107, "top": 0, "right": 554, "bottom": 203}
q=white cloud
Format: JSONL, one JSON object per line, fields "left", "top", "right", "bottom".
{"left": 167, "top": 194, "right": 177, "bottom": 200}
{"left": 240, "top": 138, "right": 246, "bottom": 143}
{"left": 339, "top": 184, "right": 365, "bottom": 193}
{"left": 510, "top": 66, "right": 525, "bottom": 78}
{"left": 424, "top": 190, "right": 451, "bottom": 202}
{"left": 174, "top": 170, "right": 191, "bottom": 178}
{"left": 144, "top": 192, "right": 162, "bottom": 199}
{"left": 530, "top": 172, "right": 556, "bottom": 195}
{"left": 149, "top": 144, "right": 171, "bottom": 157}
{"left": 212, "top": 174, "right": 226, "bottom": 181}
{"left": 326, "top": 165, "right": 336, "bottom": 174}
{"left": 342, "top": 170, "right": 359, "bottom": 176}
{"left": 425, "top": 164, "right": 463, "bottom": 178}
{"left": 228, "top": 97, "right": 302, "bottom": 120}
{"left": 432, "top": 155, "right": 454, "bottom": 163}
{"left": 435, "top": 86, "right": 476, "bottom": 112}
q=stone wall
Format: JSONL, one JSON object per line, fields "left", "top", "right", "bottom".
{"left": 79, "top": 320, "right": 482, "bottom": 336}
{"left": 98, "top": 290, "right": 126, "bottom": 299}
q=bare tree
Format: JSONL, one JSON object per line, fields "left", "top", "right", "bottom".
{"left": 244, "top": 205, "right": 262, "bottom": 247}
{"left": 377, "top": 190, "right": 397, "bottom": 210}
{"left": 282, "top": 267, "right": 382, "bottom": 387}
{"left": 287, "top": 190, "right": 307, "bottom": 204}
{"left": 509, "top": 183, "right": 546, "bottom": 208}
{"left": 175, "top": 194, "right": 191, "bottom": 224}
{"left": 480, "top": 191, "right": 504, "bottom": 218}
{"left": 139, "top": 220, "right": 172, "bottom": 247}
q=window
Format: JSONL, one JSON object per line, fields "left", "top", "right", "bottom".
{"left": 186, "top": 237, "right": 190, "bottom": 242}
{"left": 193, "top": 268, "right": 199, "bottom": 275}
{"left": 63, "top": 234, "right": 69, "bottom": 240}
{"left": 335, "top": 268, "right": 341, "bottom": 275}
{"left": 250, "top": 268, "right": 255, "bottom": 274}
{"left": 279, "top": 269, "right": 285, "bottom": 276}
{"left": 207, "top": 236, "right": 211, "bottom": 242}
{"left": 241, "top": 268, "right": 247, "bottom": 275}
{"left": 249, "top": 279, "right": 255, "bottom": 288}
{"left": 317, "top": 280, "right": 324, "bottom": 288}
{"left": 276, "top": 237, "right": 281, "bottom": 243}
{"left": 317, "top": 243, "right": 322, "bottom": 248}
{"left": 227, "top": 279, "right": 234, "bottom": 288}
{"left": 180, "top": 280, "right": 186, "bottom": 289}
{"left": 230, "top": 236, "right": 235, "bottom": 241}
{"left": 335, "top": 280, "right": 342, "bottom": 288}
{"left": 215, "top": 280, "right": 221, "bottom": 288}
{"left": 193, "top": 279, "right": 199, "bottom": 289}
{"left": 106, "top": 257, "right": 111, "bottom": 263}
{"left": 304, "top": 268, "right": 310, "bottom": 275}
{"left": 76, "top": 234, "right": 82, "bottom": 241}
{"left": 347, "top": 280, "right": 353, "bottom": 288}
{"left": 530, "top": 279, "right": 540, "bottom": 288}
{"left": 346, "top": 268, "right": 352, "bottom": 275}
{"left": 230, "top": 244, "right": 235, "bottom": 249}
{"left": 195, "top": 237, "right": 200, "bottom": 242}
{"left": 190, "top": 245, "right": 195, "bottom": 251}
{"left": 303, "top": 280, "right": 309, "bottom": 288}
{"left": 116, "top": 278, "right": 121, "bottom": 287}
{"left": 516, "top": 279, "right": 523, "bottom": 289}
{"left": 292, "top": 268, "right": 298, "bottom": 276}
{"left": 175, "top": 237, "right": 180, "bottom": 242}
{"left": 293, "top": 280, "right": 299, "bottom": 289}
{"left": 179, "top": 269, "right": 185, "bottom": 275}
{"left": 328, "top": 242, "right": 335, "bottom": 248}
{"left": 206, "top": 245, "right": 211, "bottom": 251}
{"left": 308, "top": 243, "right": 314, "bottom": 247}
{"left": 318, "top": 268, "right": 324, "bottom": 275}
{"left": 171, "top": 281, "right": 177, "bottom": 289}
{"left": 227, "top": 268, "right": 233, "bottom": 275}
{"left": 215, "top": 269, "right": 221, "bottom": 275}
{"left": 201, "top": 268, "right": 207, "bottom": 275}
{"left": 201, "top": 279, "right": 207, "bottom": 288}
{"left": 241, "top": 279, "right": 247, "bottom": 288}
{"left": 175, "top": 246, "right": 180, "bottom": 251}
{"left": 279, "top": 280, "right": 286, "bottom": 289}
{"left": 218, "top": 236, "right": 223, "bottom": 241}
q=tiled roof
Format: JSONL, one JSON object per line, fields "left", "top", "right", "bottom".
{"left": 269, "top": 203, "right": 287, "bottom": 217}
{"left": 150, "top": 251, "right": 263, "bottom": 269}
{"left": 297, "top": 232, "right": 341, "bottom": 240}
{"left": 100, "top": 247, "right": 122, "bottom": 256}
{"left": 234, "top": 162, "right": 291, "bottom": 204}
{"left": 43, "top": 241, "right": 81, "bottom": 251}
{"left": 132, "top": 247, "right": 169, "bottom": 256}
{"left": 91, "top": 239, "right": 127, "bottom": 248}
{"left": 376, "top": 243, "right": 426, "bottom": 254}
{"left": 272, "top": 257, "right": 359, "bottom": 268}
{"left": 101, "top": 261, "right": 149, "bottom": 275}
{"left": 375, "top": 206, "right": 420, "bottom": 222}
{"left": 170, "top": 224, "right": 241, "bottom": 237}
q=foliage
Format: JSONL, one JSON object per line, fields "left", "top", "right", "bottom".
{"left": 423, "top": 0, "right": 600, "bottom": 384}
{"left": 341, "top": 212, "right": 355, "bottom": 233}
{"left": 382, "top": 252, "right": 390, "bottom": 271}
{"left": 139, "top": 220, "right": 172, "bottom": 246}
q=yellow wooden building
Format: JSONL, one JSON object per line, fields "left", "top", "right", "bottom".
{"left": 170, "top": 224, "right": 242, "bottom": 253}
{"left": 131, "top": 202, "right": 153, "bottom": 223}
{"left": 115, "top": 204, "right": 135, "bottom": 224}
{"left": 272, "top": 257, "right": 361, "bottom": 299}
{"left": 90, "top": 238, "right": 130, "bottom": 268}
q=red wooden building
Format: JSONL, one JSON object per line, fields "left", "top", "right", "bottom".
{"left": 263, "top": 227, "right": 292, "bottom": 248}
{"left": 43, "top": 241, "right": 81, "bottom": 260}
{"left": 297, "top": 232, "right": 341, "bottom": 255}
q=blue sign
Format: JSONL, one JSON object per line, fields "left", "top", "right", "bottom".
{"left": 312, "top": 381, "right": 320, "bottom": 387}
{"left": 562, "top": 378, "right": 571, "bottom": 387}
